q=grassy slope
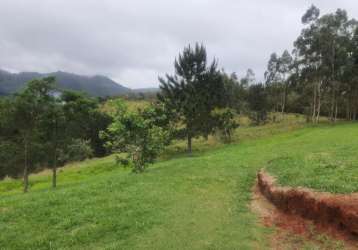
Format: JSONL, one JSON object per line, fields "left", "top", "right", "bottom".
{"left": 0, "top": 121, "right": 357, "bottom": 249}
{"left": 267, "top": 123, "right": 358, "bottom": 193}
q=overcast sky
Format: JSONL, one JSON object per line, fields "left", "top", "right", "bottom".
{"left": 1, "top": 1, "right": 358, "bottom": 88}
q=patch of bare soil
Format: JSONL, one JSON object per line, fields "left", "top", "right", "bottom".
{"left": 251, "top": 170, "right": 358, "bottom": 250}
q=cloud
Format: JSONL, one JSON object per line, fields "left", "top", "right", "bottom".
{"left": 0, "top": 0, "right": 357, "bottom": 88}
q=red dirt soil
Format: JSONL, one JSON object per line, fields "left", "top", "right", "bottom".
{"left": 251, "top": 185, "right": 358, "bottom": 249}
{"left": 257, "top": 170, "right": 358, "bottom": 239}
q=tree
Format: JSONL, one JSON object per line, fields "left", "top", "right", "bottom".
{"left": 278, "top": 50, "right": 293, "bottom": 115}
{"left": 241, "top": 68, "right": 256, "bottom": 86}
{"left": 222, "top": 71, "right": 248, "bottom": 113}
{"left": 61, "top": 91, "right": 112, "bottom": 157}
{"left": 101, "top": 100, "right": 168, "bottom": 172}
{"left": 265, "top": 53, "right": 281, "bottom": 112}
{"left": 301, "top": 5, "right": 320, "bottom": 24}
{"left": 158, "top": 43, "right": 224, "bottom": 154}
{"left": 265, "top": 51, "right": 293, "bottom": 117}
{"left": 41, "top": 94, "right": 66, "bottom": 188}
{"left": 294, "top": 5, "right": 324, "bottom": 123}
{"left": 0, "top": 98, "right": 22, "bottom": 179}
{"left": 248, "top": 84, "right": 268, "bottom": 125}
{"left": 13, "top": 77, "right": 56, "bottom": 192}
{"left": 293, "top": 6, "right": 357, "bottom": 123}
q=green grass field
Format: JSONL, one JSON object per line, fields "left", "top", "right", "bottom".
{"left": 0, "top": 121, "right": 357, "bottom": 249}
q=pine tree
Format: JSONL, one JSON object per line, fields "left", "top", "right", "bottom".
{"left": 158, "top": 43, "right": 222, "bottom": 154}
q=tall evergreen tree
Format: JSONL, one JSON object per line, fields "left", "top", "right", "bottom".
{"left": 158, "top": 43, "right": 223, "bottom": 154}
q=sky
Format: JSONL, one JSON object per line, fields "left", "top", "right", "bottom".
{"left": 1, "top": 1, "right": 358, "bottom": 89}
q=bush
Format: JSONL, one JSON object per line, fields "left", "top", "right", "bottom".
{"left": 101, "top": 100, "right": 169, "bottom": 173}
{"left": 211, "top": 108, "right": 239, "bottom": 143}
{"left": 249, "top": 111, "right": 268, "bottom": 125}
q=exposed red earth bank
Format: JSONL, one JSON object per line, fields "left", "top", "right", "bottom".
{"left": 257, "top": 170, "right": 358, "bottom": 239}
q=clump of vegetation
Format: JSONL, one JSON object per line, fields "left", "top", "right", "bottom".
{"left": 59, "top": 139, "right": 94, "bottom": 163}
{"left": 211, "top": 108, "right": 239, "bottom": 142}
{"left": 101, "top": 100, "right": 169, "bottom": 172}
{"left": 247, "top": 84, "right": 268, "bottom": 125}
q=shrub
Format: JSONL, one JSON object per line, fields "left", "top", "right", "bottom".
{"left": 211, "top": 108, "right": 239, "bottom": 143}
{"left": 101, "top": 100, "right": 169, "bottom": 173}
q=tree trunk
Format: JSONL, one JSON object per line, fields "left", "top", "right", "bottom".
{"left": 353, "top": 95, "right": 357, "bottom": 121}
{"left": 346, "top": 98, "right": 351, "bottom": 121}
{"left": 52, "top": 118, "right": 58, "bottom": 188}
{"left": 281, "top": 83, "right": 286, "bottom": 119}
{"left": 316, "top": 81, "right": 321, "bottom": 123}
{"left": 52, "top": 150, "right": 57, "bottom": 188}
{"left": 331, "top": 41, "right": 336, "bottom": 122}
{"left": 334, "top": 101, "right": 338, "bottom": 122}
{"left": 354, "top": 89, "right": 358, "bottom": 121}
{"left": 23, "top": 138, "right": 29, "bottom": 193}
{"left": 329, "top": 93, "right": 334, "bottom": 122}
{"left": 312, "top": 82, "right": 317, "bottom": 123}
{"left": 187, "top": 133, "right": 192, "bottom": 155}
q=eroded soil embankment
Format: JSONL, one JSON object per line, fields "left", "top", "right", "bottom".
{"left": 257, "top": 170, "right": 358, "bottom": 237}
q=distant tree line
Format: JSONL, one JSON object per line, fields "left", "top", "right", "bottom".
{"left": 264, "top": 5, "right": 358, "bottom": 123}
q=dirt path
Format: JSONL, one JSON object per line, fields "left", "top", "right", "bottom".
{"left": 251, "top": 178, "right": 358, "bottom": 249}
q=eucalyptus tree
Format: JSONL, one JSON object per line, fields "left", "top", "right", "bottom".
{"left": 316, "top": 9, "right": 351, "bottom": 121}
{"left": 346, "top": 26, "right": 358, "bottom": 120}
{"left": 265, "top": 51, "right": 293, "bottom": 117}
{"left": 265, "top": 53, "right": 281, "bottom": 112}
{"left": 294, "top": 5, "right": 325, "bottom": 123}
{"left": 278, "top": 50, "right": 293, "bottom": 115}
{"left": 294, "top": 5, "right": 358, "bottom": 122}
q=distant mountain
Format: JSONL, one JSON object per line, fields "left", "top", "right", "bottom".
{"left": 0, "top": 69, "right": 131, "bottom": 97}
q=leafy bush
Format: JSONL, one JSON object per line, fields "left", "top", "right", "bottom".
{"left": 101, "top": 100, "right": 169, "bottom": 172}
{"left": 211, "top": 108, "right": 239, "bottom": 143}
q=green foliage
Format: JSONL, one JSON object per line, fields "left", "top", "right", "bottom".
{"left": 140, "top": 102, "right": 175, "bottom": 144}
{"left": 0, "top": 140, "right": 22, "bottom": 179}
{"left": 61, "top": 91, "right": 112, "bottom": 157}
{"left": 248, "top": 84, "right": 268, "bottom": 125}
{"left": 211, "top": 108, "right": 239, "bottom": 142}
{"left": 59, "top": 139, "right": 94, "bottom": 163}
{"left": 102, "top": 99, "right": 169, "bottom": 172}
{"left": 221, "top": 71, "right": 249, "bottom": 114}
